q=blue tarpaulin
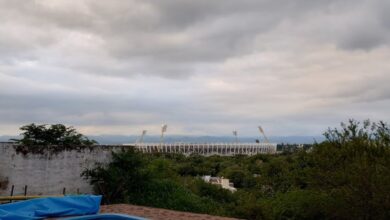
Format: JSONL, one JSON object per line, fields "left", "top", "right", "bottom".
{"left": 0, "top": 195, "right": 101, "bottom": 220}
{"left": 65, "top": 214, "right": 147, "bottom": 220}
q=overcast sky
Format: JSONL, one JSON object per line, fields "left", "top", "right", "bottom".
{"left": 0, "top": 0, "right": 389, "bottom": 137}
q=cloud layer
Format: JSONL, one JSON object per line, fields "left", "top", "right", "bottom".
{"left": 1, "top": 0, "right": 389, "bottom": 136}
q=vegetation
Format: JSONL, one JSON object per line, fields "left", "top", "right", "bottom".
{"left": 11, "top": 123, "right": 97, "bottom": 154}
{"left": 83, "top": 120, "right": 390, "bottom": 219}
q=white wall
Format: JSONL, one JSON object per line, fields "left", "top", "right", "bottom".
{"left": 0, "top": 143, "right": 125, "bottom": 196}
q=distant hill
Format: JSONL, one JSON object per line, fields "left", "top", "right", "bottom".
{"left": 1, "top": 135, "right": 324, "bottom": 145}
{"left": 0, "top": 135, "right": 18, "bottom": 143}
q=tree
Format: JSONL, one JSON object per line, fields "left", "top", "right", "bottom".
{"left": 256, "top": 120, "right": 390, "bottom": 219}
{"left": 82, "top": 148, "right": 150, "bottom": 204}
{"left": 308, "top": 119, "right": 390, "bottom": 219}
{"left": 12, "top": 123, "right": 96, "bottom": 146}
{"left": 11, "top": 123, "right": 97, "bottom": 154}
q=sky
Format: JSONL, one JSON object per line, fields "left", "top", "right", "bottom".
{"left": 0, "top": 0, "right": 389, "bottom": 137}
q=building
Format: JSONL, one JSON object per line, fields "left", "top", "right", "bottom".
{"left": 202, "top": 176, "right": 237, "bottom": 192}
{"left": 131, "top": 142, "right": 277, "bottom": 156}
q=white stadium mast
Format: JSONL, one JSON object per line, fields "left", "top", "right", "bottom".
{"left": 258, "top": 126, "right": 270, "bottom": 143}
{"left": 160, "top": 124, "right": 168, "bottom": 145}
{"left": 138, "top": 130, "right": 147, "bottom": 143}
{"left": 232, "top": 130, "right": 238, "bottom": 143}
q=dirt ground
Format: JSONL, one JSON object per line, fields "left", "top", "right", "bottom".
{"left": 100, "top": 204, "right": 240, "bottom": 220}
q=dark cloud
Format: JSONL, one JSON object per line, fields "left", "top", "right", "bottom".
{"left": 0, "top": 0, "right": 355, "bottom": 74}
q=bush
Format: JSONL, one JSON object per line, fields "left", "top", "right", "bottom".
{"left": 82, "top": 148, "right": 150, "bottom": 204}
{"left": 270, "top": 190, "right": 331, "bottom": 220}
{"left": 132, "top": 179, "right": 222, "bottom": 214}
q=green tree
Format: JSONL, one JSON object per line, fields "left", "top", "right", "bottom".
{"left": 12, "top": 123, "right": 96, "bottom": 146}
{"left": 256, "top": 120, "right": 390, "bottom": 219}
{"left": 270, "top": 190, "right": 331, "bottom": 220}
{"left": 307, "top": 119, "right": 390, "bottom": 219}
{"left": 82, "top": 148, "right": 150, "bottom": 204}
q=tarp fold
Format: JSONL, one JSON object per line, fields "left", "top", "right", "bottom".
{"left": 0, "top": 195, "right": 101, "bottom": 220}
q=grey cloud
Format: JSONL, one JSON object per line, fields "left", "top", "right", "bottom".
{"left": 0, "top": 0, "right": 360, "bottom": 77}
{"left": 337, "top": 18, "right": 390, "bottom": 50}
{"left": 339, "top": 33, "right": 387, "bottom": 51}
{"left": 1, "top": 0, "right": 390, "bottom": 136}
{"left": 0, "top": 91, "right": 256, "bottom": 131}
{"left": 335, "top": 0, "right": 390, "bottom": 50}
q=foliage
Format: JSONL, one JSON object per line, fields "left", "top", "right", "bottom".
{"left": 306, "top": 119, "right": 390, "bottom": 219}
{"left": 270, "top": 190, "right": 331, "bottom": 220}
{"left": 11, "top": 123, "right": 97, "bottom": 154}
{"left": 133, "top": 179, "right": 223, "bottom": 214}
{"left": 83, "top": 119, "right": 390, "bottom": 220}
{"left": 82, "top": 148, "right": 150, "bottom": 204}
{"left": 82, "top": 148, "right": 226, "bottom": 215}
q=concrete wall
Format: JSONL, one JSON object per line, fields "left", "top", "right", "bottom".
{"left": 0, "top": 143, "right": 127, "bottom": 196}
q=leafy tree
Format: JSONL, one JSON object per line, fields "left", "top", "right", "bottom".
{"left": 134, "top": 179, "right": 222, "bottom": 214}
{"left": 221, "top": 167, "right": 256, "bottom": 188}
{"left": 189, "top": 179, "right": 235, "bottom": 204}
{"left": 12, "top": 123, "right": 97, "bottom": 146}
{"left": 11, "top": 123, "right": 97, "bottom": 155}
{"left": 307, "top": 119, "right": 390, "bottom": 219}
{"left": 270, "top": 190, "right": 331, "bottom": 220}
{"left": 82, "top": 148, "right": 150, "bottom": 204}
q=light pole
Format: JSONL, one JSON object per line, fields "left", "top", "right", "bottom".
{"left": 139, "top": 130, "right": 147, "bottom": 143}
{"left": 258, "top": 126, "right": 269, "bottom": 143}
{"left": 160, "top": 124, "right": 168, "bottom": 146}
{"left": 233, "top": 130, "right": 238, "bottom": 143}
